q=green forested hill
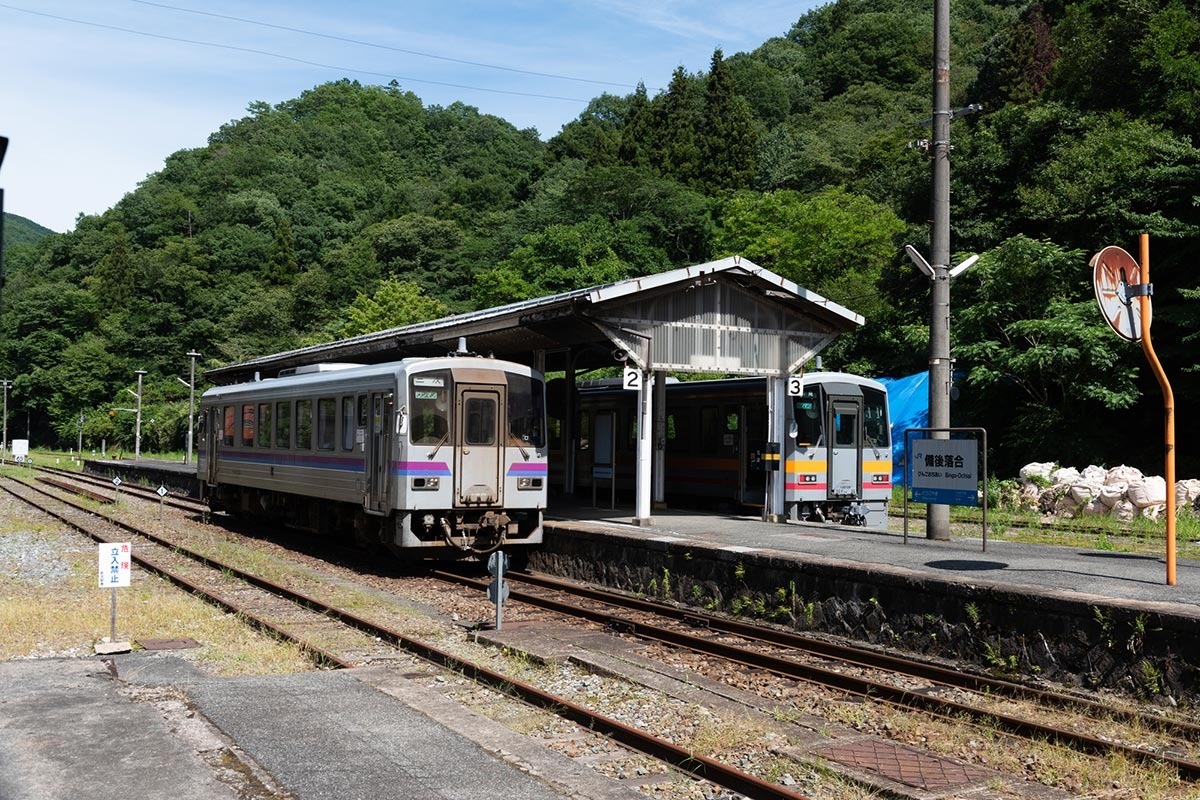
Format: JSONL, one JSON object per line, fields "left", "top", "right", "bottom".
{"left": 3, "top": 212, "right": 56, "bottom": 246}
{"left": 2, "top": 0, "right": 1199, "bottom": 477}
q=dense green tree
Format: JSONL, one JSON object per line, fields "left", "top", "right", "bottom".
{"left": 952, "top": 236, "right": 1140, "bottom": 471}
{"left": 334, "top": 278, "right": 448, "bottom": 339}
{"left": 548, "top": 94, "right": 626, "bottom": 165}
{"left": 970, "top": 3, "right": 1058, "bottom": 105}
{"left": 473, "top": 217, "right": 668, "bottom": 307}
{"left": 653, "top": 67, "right": 705, "bottom": 185}
{"left": 617, "top": 84, "right": 654, "bottom": 169}
{"left": 84, "top": 223, "right": 135, "bottom": 310}
{"left": 267, "top": 216, "right": 299, "bottom": 284}
{"left": 696, "top": 49, "right": 759, "bottom": 194}
{"left": 714, "top": 186, "right": 904, "bottom": 315}
{"left": 363, "top": 214, "right": 469, "bottom": 307}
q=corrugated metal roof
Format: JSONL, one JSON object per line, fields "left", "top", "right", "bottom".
{"left": 204, "top": 256, "right": 863, "bottom": 384}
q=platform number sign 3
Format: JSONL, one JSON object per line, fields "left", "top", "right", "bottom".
{"left": 623, "top": 366, "right": 642, "bottom": 391}
{"left": 787, "top": 374, "right": 805, "bottom": 397}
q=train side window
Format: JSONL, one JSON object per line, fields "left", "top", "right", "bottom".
{"left": 506, "top": 373, "right": 546, "bottom": 448}
{"left": 220, "top": 406, "right": 235, "bottom": 447}
{"left": 317, "top": 398, "right": 336, "bottom": 450}
{"left": 666, "top": 410, "right": 691, "bottom": 452}
{"left": 410, "top": 371, "right": 449, "bottom": 445}
{"left": 341, "top": 396, "right": 355, "bottom": 451}
{"left": 863, "top": 388, "right": 889, "bottom": 447}
{"left": 833, "top": 406, "right": 857, "bottom": 446}
{"left": 699, "top": 406, "right": 720, "bottom": 454}
{"left": 296, "top": 400, "right": 313, "bottom": 450}
{"left": 275, "top": 401, "right": 291, "bottom": 449}
{"left": 792, "top": 389, "right": 821, "bottom": 446}
{"left": 240, "top": 404, "right": 254, "bottom": 447}
{"left": 256, "top": 403, "right": 272, "bottom": 448}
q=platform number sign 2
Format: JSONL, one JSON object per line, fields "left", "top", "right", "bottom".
{"left": 623, "top": 366, "right": 642, "bottom": 391}
{"left": 787, "top": 373, "right": 805, "bottom": 397}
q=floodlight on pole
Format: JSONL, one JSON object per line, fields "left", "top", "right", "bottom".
{"left": 948, "top": 254, "right": 979, "bottom": 280}
{"left": 186, "top": 351, "right": 200, "bottom": 465}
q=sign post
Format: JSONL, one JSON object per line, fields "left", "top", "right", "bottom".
{"left": 96, "top": 542, "right": 132, "bottom": 654}
{"left": 1090, "top": 235, "right": 1176, "bottom": 585}
{"left": 486, "top": 551, "right": 510, "bottom": 631}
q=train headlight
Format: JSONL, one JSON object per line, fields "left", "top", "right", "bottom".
{"left": 413, "top": 477, "right": 439, "bottom": 490}
{"left": 517, "top": 477, "right": 543, "bottom": 490}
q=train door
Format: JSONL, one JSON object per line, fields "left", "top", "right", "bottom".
{"left": 203, "top": 406, "right": 219, "bottom": 485}
{"left": 739, "top": 403, "right": 768, "bottom": 505}
{"left": 455, "top": 385, "right": 503, "bottom": 506}
{"left": 827, "top": 397, "right": 863, "bottom": 499}
{"left": 366, "top": 391, "right": 392, "bottom": 513}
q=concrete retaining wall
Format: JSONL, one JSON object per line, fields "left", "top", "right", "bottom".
{"left": 533, "top": 525, "right": 1200, "bottom": 705}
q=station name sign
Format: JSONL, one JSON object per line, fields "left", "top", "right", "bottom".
{"left": 909, "top": 438, "right": 978, "bottom": 506}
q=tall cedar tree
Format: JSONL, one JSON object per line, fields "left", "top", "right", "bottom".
{"left": 700, "top": 49, "right": 758, "bottom": 193}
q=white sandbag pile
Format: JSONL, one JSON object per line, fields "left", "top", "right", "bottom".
{"left": 1014, "top": 462, "right": 1200, "bottom": 520}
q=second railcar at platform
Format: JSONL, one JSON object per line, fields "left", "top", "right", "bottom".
{"left": 197, "top": 355, "right": 548, "bottom": 557}
{"left": 549, "top": 372, "right": 891, "bottom": 528}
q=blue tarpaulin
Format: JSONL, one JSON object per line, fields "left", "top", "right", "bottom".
{"left": 878, "top": 372, "right": 929, "bottom": 483}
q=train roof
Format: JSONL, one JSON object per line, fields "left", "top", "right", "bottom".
{"left": 199, "top": 355, "right": 541, "bottom": 401}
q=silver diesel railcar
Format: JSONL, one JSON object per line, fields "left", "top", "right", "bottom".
{"left": 197, "top": 355, "right": 547, "bottom": 557}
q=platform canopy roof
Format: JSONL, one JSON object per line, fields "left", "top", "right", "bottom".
{"left": 203, "top": 256, "right": 864, "bottom": 385}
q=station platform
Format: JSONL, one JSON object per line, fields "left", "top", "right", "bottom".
{"left": 546, "top": 502, "right": 1200, "bottom": 609}
{"left": 0, "top": 655, "right": 641, "bottom": 800}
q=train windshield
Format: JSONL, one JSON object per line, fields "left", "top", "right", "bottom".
{"left": 863, "top": 387, "right": 889, "bottom": 447}
{"left": 410, "top": 370, "right": 450, "bottom": 445}
{"left": 507, "top": 373, "right": 546, "bottom": 448}
{"left": 792, "top": 387, "right": 822, "bottom": 446}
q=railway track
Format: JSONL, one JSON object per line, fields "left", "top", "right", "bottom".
{"left": 32, "top": 464, "right": 206, "bottom": 514}
{"left": 0, "top": 474, "right": 816, "bottom": 800}
{"left": 433, "top": 567, "right": 1200, "bottom": 781}
{"left": 10, "top": 467, "right": 1199, "bottom": 797}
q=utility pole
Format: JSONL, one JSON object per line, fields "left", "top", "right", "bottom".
{"left": 1, "top": 378, "right": 10, "bottom": 456}
{"left": 0, "top": 136, "right": 8, "bottom": 314}
{"left": 905, "top": 2, "right": 981, "bottom": 539}
{"left": 926, "top": 0, "right": 953, "bottom": 541}
{"left": 132, "top": 370, "right": 147, "bottom": 460}
{"left": 186, "top": 350, "right": 200, "bottom": 465}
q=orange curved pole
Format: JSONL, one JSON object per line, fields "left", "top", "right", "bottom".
{"left": 1138, "top": 233, "right": 1176, "bottom": 585}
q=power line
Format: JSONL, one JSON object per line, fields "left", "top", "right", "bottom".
{"left": 128, "top": 0, "right": 648, "bottom": 91}
{"left": 0, "top": 3, "right": 594, "bottom": 103}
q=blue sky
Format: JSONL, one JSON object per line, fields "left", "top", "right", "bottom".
{"left": 1, "top": 0, "right": 821, "bottom": 233}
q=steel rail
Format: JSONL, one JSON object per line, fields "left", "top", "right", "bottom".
{"left": 509, "top": 570, "right": 1200, "bottom": 740}
{"left": 31, "top": 464, "right": 205, "bottom": 512}
{"left": 1, "top": 477, "right": 812, "bottom": 800}
{"left": 1, "top": 478, "right": 355, "bottom": 669}
{"left": 432, "top": 569, "right": 1200, "bottom": 781}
